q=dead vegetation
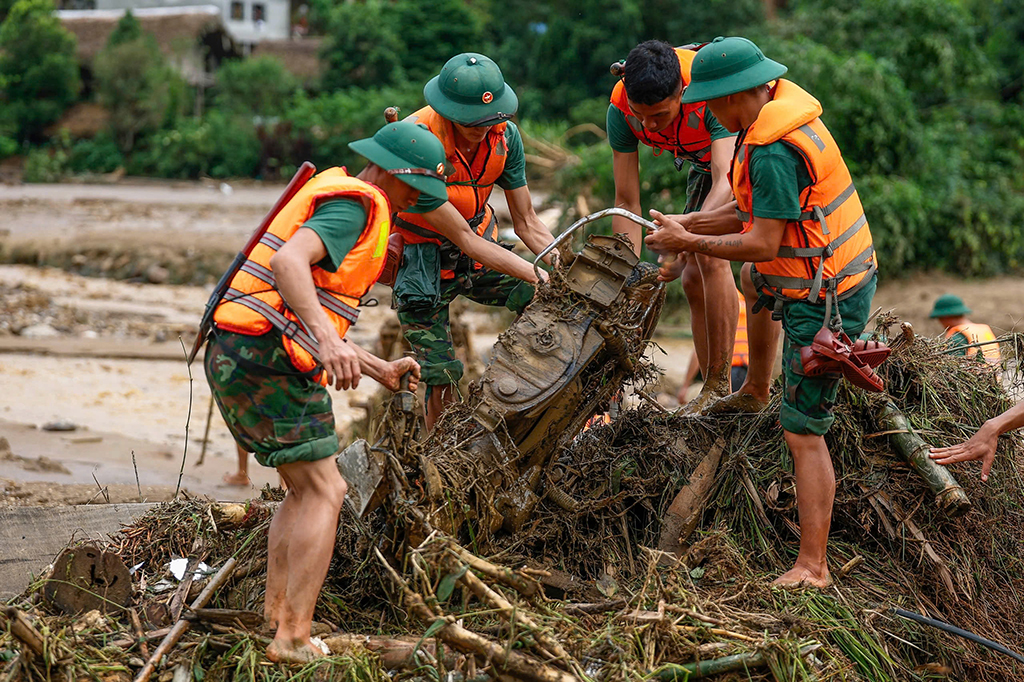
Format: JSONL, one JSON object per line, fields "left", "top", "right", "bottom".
{"left": 3, "top": 315, "right": 1024, "bottom": 681}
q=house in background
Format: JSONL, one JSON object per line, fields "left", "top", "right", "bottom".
{"left": 89, "top": 0, "right": 290, "bottom": 48}
{"left": 58, "top": 5, "right": 239, "bottom": 89}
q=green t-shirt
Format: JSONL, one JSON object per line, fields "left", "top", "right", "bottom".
{"left": 406, "top": 120, "right": 528, "bottom": 214}
{"left": 947, "top": 331, "right": 970, "bottom": 356}
{"left": 747, "top": 142, "right": 814, "bottom": 220}
{"left": 300, "top": 197, "right": 367, "bottom": 272}
{"left": 605, "top": 103, "right": 734, "bottom": 173}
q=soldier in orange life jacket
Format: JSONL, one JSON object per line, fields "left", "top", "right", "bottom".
{"left": 646, "top": 37, "right": 879, "bottom": 589}
{"left": 204, "top": 121, "right": 448, "bottom": 664}
{"left": 929, "top": 293, "right": 1001, "bottom": 364}
{"left": 609, "top": 40, "right": 740, "bottom": 414}
{"left": 392, "top": 53, "right": 555, "bottom": 430}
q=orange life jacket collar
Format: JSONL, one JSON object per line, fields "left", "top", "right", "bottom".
{"left": 609, "top": 47, "right": 714, "bottom": 166}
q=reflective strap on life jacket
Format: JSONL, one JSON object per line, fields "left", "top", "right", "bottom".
{"left": 394, "top": 208, "right": 497, "bottom": 250}
{"left": 755, "top": 244, "right": 876, "bottom": 302}
{"left": 735, "top": 182, "right": 857, "bottom": 227}
{"left": 237, "top": 260, "right": 360, "bottom": 325}
{"left": 223, "top": 287, "right": 321, "bottom": 360}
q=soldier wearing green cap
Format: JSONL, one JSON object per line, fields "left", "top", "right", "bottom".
{"left": 645, "top": 36, "right": 880, "bottom": 589}
{"left": 392, "top": 53, "right": 555, "bottom": 430}
{"left": 203, "top": 120, "right": 448, "bottom": 664}
{"left": 929, "top": 294, "right": 1001, "bottom": 362}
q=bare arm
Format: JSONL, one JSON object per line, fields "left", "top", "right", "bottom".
{"left": 930, "top": 400, "right": 1024, "bottom": 482}
{"left": 270, "top": 228, "right": 419, "bottom": 391}
{"left": 421, "top": 202, "right": 544, "bottom": 283}
{"left": 645, "top": 210, "right": 786, "bottom": 263}
{"left": 701, "top": 137, "right": 737, "bottom": 212}
{"left": 611, "top": 150, "right": 643, "bottom": 255}
{"left": 503, "top": 185, "right": 554, "bottom": 262}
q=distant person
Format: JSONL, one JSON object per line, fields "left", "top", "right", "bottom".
{"left": 677, "top": 288, "right": 748, "bottom": 402}
{"left": 608, "top": 40, "right": 739, "bottom": 413}
{"left": 222, "top": 443, "right": 251, "bottom": 487}
{"left": 204, "top": 120, "right": 446, "bottom": 664}
{"left": 929, "top": 294, "right": 1001, "bottom": 364}
{"left": 931, "top": 400, "right": 1024, "bottom": 482}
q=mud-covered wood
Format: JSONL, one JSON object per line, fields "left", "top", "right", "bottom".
{"left": 658, "top": 438, "right": 725, "bottom": 555}
{"left": 0, "top": 503, "right": 154, "bottom": 600}
{"left": 43, "top": 544, "right": 131, "bottom": 614}
{"left": 877, "top": 401, "right": 971, "bottom": 516}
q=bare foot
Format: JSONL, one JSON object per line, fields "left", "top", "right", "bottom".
{"left": 772, "top": 564, "right": 832, "bottom": 590}
{"left": 705, "top": 390, "right": 769, "bottom": 415}
{"left": 266, "top": 638, "right": 326, "bottom": 665}
{"left": 679, "top": 372, "right": 731, "bottom": 416}
{"left": 221, "top": 472, "right": 251, "bottom": 487}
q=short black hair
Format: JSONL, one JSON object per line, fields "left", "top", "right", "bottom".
{"left": 623, "top": 40, "right": 682, "bottom": 105}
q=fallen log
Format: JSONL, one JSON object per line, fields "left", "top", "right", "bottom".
{"left": 877, "top": 401, "right": 971, "bottom": 516}
{"left": 322, "top": 634, "right": 460, "bottom": 669}
{"left": 658, "top": 438, "right": 725, "bottom": 556}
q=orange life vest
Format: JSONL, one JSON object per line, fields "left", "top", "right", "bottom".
{"left": 732, "top": 289, "right": 749, "bottom": 368}
{"left": 945, "top": 323, "right": 1001, "bottom": 364}
{"left": 732, "top": 80, "right": 876, "bottom": 304}
{"left": 609, "top": 46, "right": 715, "bottom": 167}
{"left": 212, "top": 167, "right": 391, "bottom": 381}
{"left": 394, "top": 106, "right": 508, "bottom": 279}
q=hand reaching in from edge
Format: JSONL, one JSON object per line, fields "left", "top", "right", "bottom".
{"left": 929, "top": 421, "right": 999, "bottom": 482}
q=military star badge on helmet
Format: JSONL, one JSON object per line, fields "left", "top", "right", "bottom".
{"left": 482, "top": 91, "right": 493, "bottom": 104}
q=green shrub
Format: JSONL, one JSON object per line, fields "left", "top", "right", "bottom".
{"left": 213, "top": 56, "right": 298, "bottom": 116}
{"left": 23, "top": 144, "right": 70, "bottom": 183}
{"left": 68, "top": 132, "right": 124, "bottom": 174}
{"left": 128, "top": 111, "right": 261, "bottom": 179}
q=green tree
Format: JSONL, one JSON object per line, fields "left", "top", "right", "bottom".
{"left": 0, "top": 0, "right": 81, "bottom": 142}
{"left": 213, "top": 56, "right": 298, "bottom": 116}
{"left": 520, "top": 0, "right": 643, "bottom": 119}
{"left": 392, "top": 0, "right": 485, "bottom": 83}
{"left": 106, "top": 8, "right": 142, "bottom": 47}
{"left": 319, "top": 0, "right": 405, "bottom": 91}
{"left": 93, "top": 31, "right": 178, "bottom": 152}
{"left": 782, "top": 0, "right": 993, "bottom": 108}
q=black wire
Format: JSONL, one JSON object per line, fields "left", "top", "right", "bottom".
{"left": 892, "top": 608, "right": 1024, "bottom": 664}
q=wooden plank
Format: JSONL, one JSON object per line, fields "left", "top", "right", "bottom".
{"left": 0, "top": 503, "right": 154, "bottom": 600}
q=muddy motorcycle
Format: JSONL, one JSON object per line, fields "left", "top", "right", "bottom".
{"left": 339, "top": 209, "right": 666, "bottom": 540}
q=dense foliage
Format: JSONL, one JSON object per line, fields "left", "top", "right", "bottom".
{"left": 2, "top": 0, "right": 1022, "bottom": 276}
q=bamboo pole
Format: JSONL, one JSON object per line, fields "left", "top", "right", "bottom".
{"left": 877, "top": 401, "right": 971, "bottom": 516}
{"left": 651, "top": 641, "right": 820, "bottom": 680}
{"left": 133, "top": 558, "right": 237, "bottom": 682}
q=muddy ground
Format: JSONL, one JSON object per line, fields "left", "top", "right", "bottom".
{"left": 1, "top": 179, "right": 1021, "bottom": 505}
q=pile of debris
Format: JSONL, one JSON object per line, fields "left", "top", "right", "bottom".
{"left": 3, "top": 315, "right": 1024, "bottom": 681}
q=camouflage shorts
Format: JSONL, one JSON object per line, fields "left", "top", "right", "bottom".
{"left": 397, "top": 268, "right": 534, "bottom": 390}
{"left": 779, "top": 276, "right": 877, "bottom": 436}
{"left": 204, "top": 330, "right": 338, "bottom": 468}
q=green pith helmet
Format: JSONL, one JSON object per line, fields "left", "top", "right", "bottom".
{"left": 929, "top": 294, "right": 972, "bottom": 319}
{"left": 349, "top": 120, "right": 448, "bottom": 200}
{"left": 424, "top": 53, "right": 518, "bottom": 127}
{"left": 682, "top": 36, "right": 788, "bottom": 103}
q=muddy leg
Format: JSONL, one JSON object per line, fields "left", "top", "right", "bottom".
{"left": 425, "top": 383, "right": 457, "bottom": 431}
{"left": 681, "top": 254, "right": 708, "bottom": 376}
{"left": 682, "top": 254, "right": 738, "bottom": 414}
{"left": 266, "top": 458, "right": 346, "bottom": 663}
{"left": 708, "top": 263, "right": 779, "bottom": 414}
{"left": 774, "top": 431, "right": 834, "bottom": 589}
{"left": 264, "top": 467, "right": 298, "bottom": 631}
